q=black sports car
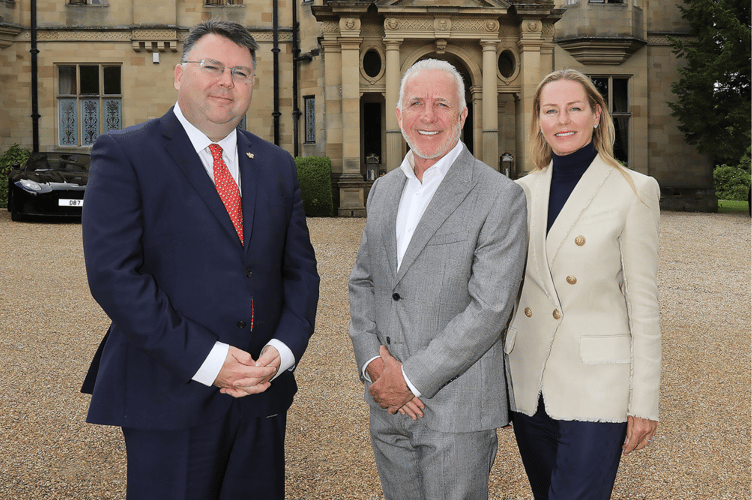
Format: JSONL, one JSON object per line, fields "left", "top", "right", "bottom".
{"left": 7, "top": 152, "right": 90, "bottom": 221}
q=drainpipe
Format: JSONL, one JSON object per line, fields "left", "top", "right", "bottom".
{"left": 272, "top": 0, "right": 280, "bottom": 146}
{"left": 30, "top": 0, "right": 40, "bottom": 152}
{"left": 292, "top": 0, "right": 301, "bottom": 157}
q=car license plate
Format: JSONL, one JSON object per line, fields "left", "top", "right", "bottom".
{"left": 59, "top": 199, "right": 83, "bottom": 207}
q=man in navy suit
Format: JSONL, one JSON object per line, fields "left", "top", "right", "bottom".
{"left": 80, "top": 20, "right": 319, "bottom": 500}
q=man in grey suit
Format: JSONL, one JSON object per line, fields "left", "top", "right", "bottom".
{"left": 348, "top": 59, "right": 527, "bottom": 500}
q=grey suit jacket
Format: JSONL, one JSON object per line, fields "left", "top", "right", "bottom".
{"left": 349, "top": 145, "right": 527, "bottom": 433}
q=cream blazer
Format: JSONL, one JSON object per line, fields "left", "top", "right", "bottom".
{"left": 506, "top": 156, "right": 661, "bottom": 422}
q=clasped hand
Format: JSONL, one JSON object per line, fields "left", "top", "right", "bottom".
{"left": 214, "top": 345, "right": 280, "bottom": 398}
{"left": 367, "top": 345, "right": 425, "bottom": 420}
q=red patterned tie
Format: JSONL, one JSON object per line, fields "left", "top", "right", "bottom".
{"left": 209, "top": 144, "right": 243, "bottom": 244}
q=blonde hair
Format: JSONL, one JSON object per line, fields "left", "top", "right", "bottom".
{"left": 529, "top": 69, "right": 639, "bottom": 195}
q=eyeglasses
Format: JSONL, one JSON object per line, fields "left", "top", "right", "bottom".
{"left": 182, "top": 59, "right": 254, "bottom": 85}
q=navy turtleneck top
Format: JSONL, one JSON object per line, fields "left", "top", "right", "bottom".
{"left": 546, "top": 141, "right": 598, "bottom": 234}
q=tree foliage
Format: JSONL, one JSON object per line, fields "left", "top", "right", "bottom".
{"left": 668, "top": 0, "right": 751, "bottom": 165}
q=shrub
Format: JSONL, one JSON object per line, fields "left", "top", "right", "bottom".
{"left": 294, "top": 156, "right": 334, "bottom": 217}
{"left": 714, "top": 146, "right": 751, "bottom": 201}
{"left": 0, "top": 144, "right": 32, "bottom": 209}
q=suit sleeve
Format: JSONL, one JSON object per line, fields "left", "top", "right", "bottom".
{"left": 348, "top": 178, "right": 383, "bottom": 381}
{"left": 265, "top": 153, "right": 320, "bottom": 363}
{"left": 82, "top": 134, "right": 217, "bottom": 381}
{"left": 403, "top": 181, "right": 528, "bottom": 399}
{"left": 621, "top": 176, "right": 662, "bottom": 420}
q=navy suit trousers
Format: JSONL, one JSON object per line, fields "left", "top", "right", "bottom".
{"left": 122, "top": 400, "right": 286, "bottom": 500}
{"left": 512, "top": 396, "right": 627, "bottom": 500}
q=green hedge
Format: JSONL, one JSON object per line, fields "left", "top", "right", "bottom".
{"left": 0, "top": 144, "right": 32, "bottom": 209}
{"left": 714, "top": 146, "right": 751, "bottom": 201}
{"left": 295, "top": 156, "right": 333, "bottom": 217}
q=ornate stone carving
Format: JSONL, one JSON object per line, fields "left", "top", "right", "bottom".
{"left": 340, "top": 18, "right": 360, "bottom": 33}
{"left": 385, "top": 18, "right": 399, "bottom": 31}
{"left": 17, "top": 30, "right": 131, "bottom": 42}
{"left": 525, "top": 20, "right": 541, "bottom": 33}
{"left": 360, "top": 23, "right": 383, "bottom": 38}
{"left": 484, "top": 20, "right": 499, "bottom": 32}
{"left": 435, "top": 18, "right": 450, "bottom": 32}
{"left": 250, "top": 31, "right": 293, "bottom": 42}
{"left": 435, "top": 39, "right": 447, "bottom": 54}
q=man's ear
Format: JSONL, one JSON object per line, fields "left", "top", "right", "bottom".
{"left": 174, "top": 63, "right": 184, "bottom": 91}
{"left": 459, "top": 106, "right": 469, "bottom": 128}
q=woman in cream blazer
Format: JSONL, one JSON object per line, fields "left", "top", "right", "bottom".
{"left": 506, "top": 69, "right": 661, "bottom": 500}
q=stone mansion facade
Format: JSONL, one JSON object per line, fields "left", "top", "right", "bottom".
{"left": 0, "top": 0, "right": 714, "bottom": 214}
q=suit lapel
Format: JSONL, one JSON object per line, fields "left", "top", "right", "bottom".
{"left": 161, "top": 111, "right": 239, "bottom": 243}
{"left": 395, "top": 146, "right": 474, "bottom": 284}
{"left": 237, "top": 131, "right": 258, "bottom": 249}
{"left": 545, "top": 157, "right": 613, "bottom": 267}
{"left": 527, "top": 165, "right": 559, "bottom": 307}
{"left": 380, "top": 173, "right": 407, "bottom": 281}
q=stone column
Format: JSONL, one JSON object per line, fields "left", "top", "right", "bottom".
{"left": 384, "top": 38, "right": 403, "bottom": 172}
{"left": 321, "top": 39, "right": 342, "bottom": 170}
{"left": 517, "top": 19, "right": 544, "bottom": 174}
{"left": 470, "top": 86, "right": 483, "bottom": 156}
{"left": 481, "top": 39, "right": 500, "bottom": 169}
{"left": 337, "top": 18, "right": 365, "bottom": 217}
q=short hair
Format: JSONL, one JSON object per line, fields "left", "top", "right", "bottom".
{"left": 181, "top": 20, "right": 259, "bottom": 70}
{"left": 397, "top": 59, "right": 466, "bottom": 111}
{"left": 529, "top": 68, "right": 616, "bottom": 171}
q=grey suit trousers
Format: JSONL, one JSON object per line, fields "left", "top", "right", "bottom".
{"left": 369, "top": 409, "right": 498, "bottom": 500}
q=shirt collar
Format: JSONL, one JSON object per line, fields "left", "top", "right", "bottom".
{"left": 399, "top": 140, "right": 463, "bottom": 182}
{"left": 173, "top": 102, "right": 237, "bottom": 159}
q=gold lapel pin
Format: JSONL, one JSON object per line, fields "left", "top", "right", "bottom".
{"left": 246, "top": 152, "right": 254, "bottom": 159}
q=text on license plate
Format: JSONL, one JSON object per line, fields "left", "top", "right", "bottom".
{"left": 58, "top": 199, "right": 84, "bottom": 207}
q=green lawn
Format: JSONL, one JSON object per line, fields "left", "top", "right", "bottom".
{"left": 718, "top": 199, "right": 750, "bottom": 213}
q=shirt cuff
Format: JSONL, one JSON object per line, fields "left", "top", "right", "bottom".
{"left": 362, "top": 355, "right": 381, "bottom": 382}
{"left": 402, "top": 367, "right": 422, "bottom": 398}
{"left": 192, "top": 341, "right": 230, "bottom": 386}
{"left": 265, "top": 339, "right": 295, "bottom": 382}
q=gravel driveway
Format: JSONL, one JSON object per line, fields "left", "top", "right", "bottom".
{"left": 0, "top": 210, "right": 749, "bottom": 499}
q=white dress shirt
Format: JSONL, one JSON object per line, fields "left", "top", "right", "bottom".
{"left": 364, "top": 141, "right": 463, "bottom": 398}
{"left": 173, "top": 103, "right": 294, "bottom": 386}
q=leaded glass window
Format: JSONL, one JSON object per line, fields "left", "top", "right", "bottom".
{"left": 57, "top": 64, "right": 122, "bottom": 146}
{"left": 304, "top": 96, "right": 316, "bottom": 144}
{"left": 590, "top": 75, "right": 630, "bottom": 165}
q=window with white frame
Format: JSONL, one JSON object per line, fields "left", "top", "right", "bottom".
{"left": 590, "top": 76, "right": 630, "bottom": 164}
{"left": 304, "top": 96, "right": 316, "bottom": 144}
{"left": 57, "top": 64, "right": 122, "bottom": 147}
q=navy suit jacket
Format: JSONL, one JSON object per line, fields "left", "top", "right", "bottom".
{"left": 81, "top": 109, "right": 319, "bottom": 430}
